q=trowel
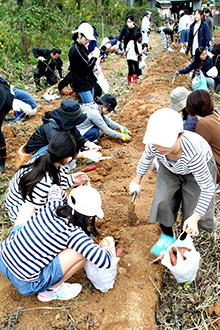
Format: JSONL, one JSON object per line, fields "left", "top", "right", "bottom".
{"left": 129, "top": 192, "right": 137, "bottom": 226}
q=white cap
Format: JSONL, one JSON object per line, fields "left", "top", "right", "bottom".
{"left": 72, "top": 22, "right": 95, "bottom": 41}
{"left": 143, "top": 108, "right": 183, "bottom": 148}
{"left": 68, "top": 184, "right": 104, "bottom": 218}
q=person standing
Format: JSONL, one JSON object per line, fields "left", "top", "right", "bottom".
{"left": 32, "top": 47, "right": 63, "bottom": 90}
{"left": 179, "top": 10, "right": 191, "bottom": 53}
{"left": 115, "top": 15, "right": 141, "bottom": 52}
{"left": 204, "top": 8, "right": 214, "bottom": 50}
{"left": 141, "top": 11, "right": 151, "bottom": 52}
{"left": 186, "top": 9, "right": 210, "bottom": 58}
{"left": 69, "top": 22, "right": 99, "bottom": 104}
{"left": 126, "top": 31, "right": 143, "bottom": 84}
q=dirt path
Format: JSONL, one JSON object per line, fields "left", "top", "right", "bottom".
{"left": 0, "top": 32, "right": 219, "bottom": 329}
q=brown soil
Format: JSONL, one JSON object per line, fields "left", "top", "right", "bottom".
{"left": 0, "top": 32, "right": 220, "bottom": 329}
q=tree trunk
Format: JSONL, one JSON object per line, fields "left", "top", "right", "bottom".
{"left": 18, "top": 20, "right": 29, "bottom": 65}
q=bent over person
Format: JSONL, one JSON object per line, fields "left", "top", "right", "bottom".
{"left": 32, "top": 47, "right": 63, "bottom": 90}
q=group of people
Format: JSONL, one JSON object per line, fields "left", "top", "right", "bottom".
{"left": 0, "top": 10, "right": 220, "bottom": 303}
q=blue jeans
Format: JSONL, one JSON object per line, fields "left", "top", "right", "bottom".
{"left": 30, "top": 145, "right": 48, "bottom": 160}
{"left": 78, "top": 88, "right": 94, "bottom": 104}
{"left": 84, "top": 128, "right": 100, "bottom": 141}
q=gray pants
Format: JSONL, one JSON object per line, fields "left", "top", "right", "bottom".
{"left": 149, "top": 157, "right": 217, "bottom": 230}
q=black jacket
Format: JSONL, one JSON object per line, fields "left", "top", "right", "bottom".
{"left": 118, "top": 24, "right": 141, "bottom": 50}
{"left": 69, "top": 41, "right": 97, "bottom": 93}
{"left": 25, "top": 112, "right": 87, "bottom": 154}
{"left": 32, "top": 48, "right": 63, "bottom": 78}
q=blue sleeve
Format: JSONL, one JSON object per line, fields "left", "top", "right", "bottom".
{"left": 179, "top": 61, "right": 195, "bottom": 74}
{"left": 118, "top": 26, "right": 126, "bottom": 42}
{"left": 183, "top": 114, "right": 198, "bottom": 132}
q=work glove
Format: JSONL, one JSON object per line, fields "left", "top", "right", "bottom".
{"left": 129, "top": 179, "right": 142, "bottom": 195}
{"left": 175, "top": 70, "right": 179, "bottom": 75}
{"left": 121, "top": 127, "right": 131, "bottom": 135}
{"left": 38, "top": 56, "right": 46, "bottom": 62}
{"left": 83, "top": 150, "right": 102, "bottom": 162}
{"left": 122, "top": 134, "right": 131, "bottom": 142}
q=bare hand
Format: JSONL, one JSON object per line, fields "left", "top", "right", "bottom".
{"left": 183, "top": 213, "right": 200, "bottom": 236}
{"left": 71, "top": 172, "right": 90, "bottom": 185}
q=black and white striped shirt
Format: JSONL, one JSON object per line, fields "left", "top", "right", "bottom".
{"left": 5, "top": 161, "right": 75, "bottom": 223}
{"left": 137, "top": 131, "right": 215, "bottom": 216}
{"left": 1, "top": 185, "right": 113, "bottom": 282}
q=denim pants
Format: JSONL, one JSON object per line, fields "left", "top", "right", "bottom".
{"left": 78, "top": 88, "right": 94, "bottom": 104}
{"left": 84, "top": 128, "right": 100, "bottom": 141}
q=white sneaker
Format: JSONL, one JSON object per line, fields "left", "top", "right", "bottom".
{"left": 179, "top": 48, "right": 185, "bottom": 53}
{"left": 167, "top": 47, "right": 174, "bottom": 52}
{"left": 37, "top": 283, "right": 82, "bottom": 302}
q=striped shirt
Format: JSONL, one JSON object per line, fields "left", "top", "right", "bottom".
{"left": 137, "top": 131, "right": 215, "bottom": 217}
{"left": 0, "top": 185, "right": 113, "bottom": 282}
{"left": 5, "top": 159, "right": 75, "bottom": 223}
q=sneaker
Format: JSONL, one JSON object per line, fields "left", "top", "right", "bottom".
{"left": 150, "top": 233, "right": 176, "bottom": 256}
{"left": 167, "top": 47, "right": 174, "bottom": 52}
{"left": 37, "top": 283, "right": 82, "bottom": 302}
{"left": 0, "top": 164, "right": 5, "bottom": 172}
{"left": 179, "top": 48, "right": 185, "bottom": 53}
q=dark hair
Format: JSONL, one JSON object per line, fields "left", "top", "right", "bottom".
{"left": 101, "top": 45, "right": 107, "bottom": 51}
{"left": 51, "top": 47, "right": 61, "bottom": 55}
{"left": 195, "top": 46, "right": 208, "bottom": 67}
{"left": 19, "top": 132, "right": 80, "bottom": 202}
{"left": 211, "top": 43, "right": 220, "bottom": 55}
{"left": 126, "top": 14, "right": 135, "bottom": 22}
{"left": 195, "top": 9, "right": 203, "bottom": 17}
{"left": 204, "top": 8, "right": 212, "bottom": 17}
{"left": 186, "top": 90, "right": 214, "bottom": 117}
{"left": 55, "top": 202, "right": 98, "bottom": 237}
{"left": 133, "top": 31, "right": 142, "bottom": 55}
{"left": 184, "top": 9, "right": 189, "bottom": 15}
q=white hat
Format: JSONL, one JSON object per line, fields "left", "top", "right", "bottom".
{"left": 68, "top": 184, "right": 104, "bottom": 218}
{"left": 72, "top": 22, "right": 95, "bottom": 41}
{"left": 143, "top": 108, "right": 183, "bottom": 148}
{"left": 170, "top": 87, "right": 191, "bottom": 112}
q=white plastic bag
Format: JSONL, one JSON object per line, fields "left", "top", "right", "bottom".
{"left": 138, "top": 57, "right": 146, "bottom": 69}
{"left": 84, "top": 236, "right": 119, "bottom": 292}
{"left": 206, "top": 66, "right": 218, "bottom": 78}
{"left": 43, "top": 87, "right": 60, "bottom": 101}
{"left": 161, "top": 233, "right": 200, "bottom": 283}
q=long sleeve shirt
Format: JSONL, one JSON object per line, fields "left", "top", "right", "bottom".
{"left": 137, "top": 131, "right": 215, "bottom": 217}
{"left": 2, "top": 185, "right": 113, "bottom": 282}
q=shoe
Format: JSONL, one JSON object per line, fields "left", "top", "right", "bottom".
{"left": 172, "top": 42, "right": 175, "bottom": 46}
{"left": 127, "top": 75, "right": 132, "bottom": 85}
{"left": 0, "top": 164, "right": 5, "bottom": 172}
{"left": 179, "top": 48, "right": 185, "bottom": 53}
{"left": 37, "top": 283, "right": 82, "bottom": 302}
{"left": 167, "top": 47, "right": 174, "bottom": 52}
{"left": 150, "top": 233, "right": 176, "bottom": 256}
{"left": 133, "top": 74, "right": 138, "bottom": 84}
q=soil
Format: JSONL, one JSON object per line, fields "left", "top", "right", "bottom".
{"left": 0, "top": 32, "right": 220, "bottom": 330}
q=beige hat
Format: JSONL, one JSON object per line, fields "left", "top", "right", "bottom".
{"left": 143, "top": 108, "right": 183, "bottom": 148}
{"left": 170, "top": 87, "right": 191, "bottom": 112}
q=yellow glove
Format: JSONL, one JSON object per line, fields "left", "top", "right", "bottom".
{"left": 122, "top": 134, "right": 131, "bottom": 142}
{"left": 121, "top": 127, "right": 131, "bottom": 135}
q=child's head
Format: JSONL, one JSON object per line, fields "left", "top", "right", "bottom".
{"left": 100, "top": 45, "right": 107, "bottom": 53}
{"left": 186, "top": 89, "right": 214, "bottom": 117}
{"left": 134, "top": 31, "right": 142, "bottom": 43}
{"left": 143, "top": 108, "right": 183, "bottom": 148}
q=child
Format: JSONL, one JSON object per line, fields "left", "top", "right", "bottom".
{"left": 99, "top": 45, "right": 108, "bottom": 62}
{"left": 125, "top": 31, "right": 143, "bottom": 85}
{"left": 6, "top": 132, "right": 89, "bottom": 224}
{"left": 129, "top": 108, "right": 216, "bottom": 256}
{"left": 0, "top": 184, "right": 114, "bottom": 301}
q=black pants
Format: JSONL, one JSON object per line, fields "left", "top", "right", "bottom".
{"left": 33, "top": 67, "right": 57, "bottom": 86}
{"left": 214, "top": 76, "right": 220, "bottom": 94}
{"left": 127, "top": 60, "right": 139, "bottom": 76}
{"left": 58, "top": 71, "right": 72, "bottom": 91}
{"left": 0, "top": 85, "right": 14, "bottom": 166}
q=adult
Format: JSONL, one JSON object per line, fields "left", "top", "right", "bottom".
{"left": 141, "top": 11, "right": 151, "bottom": 52}
{"left": 100, "top": 34, "right": 115, "bottom": 48}
{"left": 175, "top": 46, "right": 214, "bottom": 87}
{"left": 23, "top": 100, "right": 101, "bottom": 158}
{"left": 6, "top": 131, "right": 89, "bottom": 224}
{"left": 69, "top": 22, "right": 99, "bottom": 104}
{"left": 211, "top": 43, "right": 220, "bottom": 94}
{"left": 2, "top": 184, "right": 114, "bottom": 301}
{"left": 129, "top": 108, "right": 216, "bottom": 256}
{"left": 115, "top": 15, "right": 141, "bottom": 52}
{"left": 179, "top": 10, "right": 191, "bottom": 53}
{"left": 160, "top": 27, "right": 175, "bottom": 52}
{"left": 0, "top": 83, "right": 37, "bottom": 172}
{"left": 204, "top": 8, "right": 214, "bottom": 50}
{"left": 185, "top": 9, "right": 210, "bottom": 58}
{"left": 186, "top": 89, "right": 220, "bottom": 182}
{"left": 77, "top": 94, "right": 131, "bottom": 142}
{"left": 32, "top": 47, "right": 63, "bottom": 90}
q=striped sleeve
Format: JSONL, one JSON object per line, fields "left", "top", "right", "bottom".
{"left": 136, "top": 145, "right": 155, "bottom": 176}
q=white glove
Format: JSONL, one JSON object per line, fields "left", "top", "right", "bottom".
{"left": 129, "top": 179, "right": 142, "bottom": 195}
{"left": 92, "top": 47, "right": 100, "bottom": 59}
{"left": 83, "top": 150, "right": 102, "bottom": 162}
{"left": 38, "top": 56, "right": 46, "bottom": 62}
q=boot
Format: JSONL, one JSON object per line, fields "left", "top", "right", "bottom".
{"left": 133, "top": 74, "right": 138, "bottom": 84}
{"left": 127, "top": 75, "right": 132, "bottom": 85}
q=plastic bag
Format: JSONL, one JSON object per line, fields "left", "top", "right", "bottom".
{"left": 43, "top": 87, "right": 60, "bottom": 101}
{"left": 206, "top": 66, "right": 218, "bottom": 78}
{"left": 95, "top": 65, "right": 109, "bottom": 94}
{"left": 139, "top": 57, "right": 146, "bottom": 70}
{"left": 161, "top": 232, "right": 200, "bottom": 283}
{"left": 192, "top": 70, "right": 208, "bottom": 91}
{"left": 84, "top": 236, "right": 119, "bottom": 292}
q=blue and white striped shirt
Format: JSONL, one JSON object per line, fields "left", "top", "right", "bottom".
{"left": 0, "top": 186, "right": 113, "bottom": 282}
{"left": 137, "top": 131, "right": 215, "bottom": 216}
{"left": 5, "top": 160, "right": 75, "bottom": 223}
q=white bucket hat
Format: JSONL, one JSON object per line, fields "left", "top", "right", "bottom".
{"left": 72, "top": 22, "right": 95, "bottom": 41}
{"left": 170, "top": 87, "right": 191, "bottom": 112}
{"left": 68, "top": 183, "right": 104, "bottom": 218}
{"left": 143, "top": 108, "right": 183, "bottom": 148}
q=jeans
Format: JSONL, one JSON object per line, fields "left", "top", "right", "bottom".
{"left": 78, "top": 88, "right": 94, "bottom": 104}
{"left": 84, "top": 128, "right": 100, "bottom": 141}
{"left": 30, "top": 145, "right": 48, "bottom": 160}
